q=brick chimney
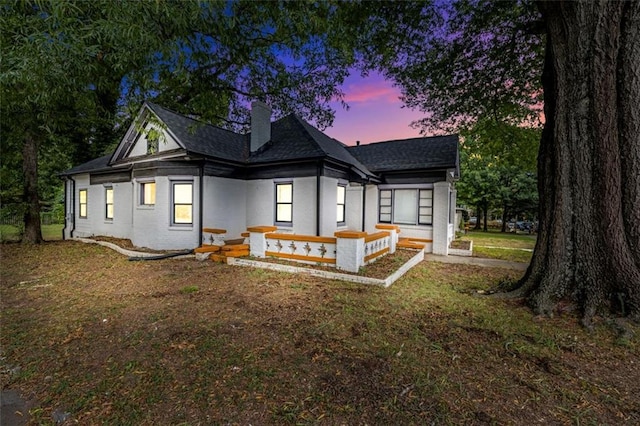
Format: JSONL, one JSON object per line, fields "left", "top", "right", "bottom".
{"left": 250, "top": 101, "right": 272, "bottom": 152}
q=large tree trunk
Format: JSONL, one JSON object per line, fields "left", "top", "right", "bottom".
{"left": 22, "top": 132, "right": 43, "bottom": 244}
{"left": 514, "top": 1, "right": 640, "bottom": 323}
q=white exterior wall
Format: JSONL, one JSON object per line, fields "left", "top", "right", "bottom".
{"left": 68, "top": 176, "right": 133, "bottom": 240}
{"left": 128, "top": 124, "right": 181, "bottom": 157}
{"left": 246, "top": 179, "right": 275, "bottom": 228}
{"left": 72, "top": 174, "right": 92, "bottom": 237}
{"left": 202, "top": 177, "right": 247, "bottom": 240}
{"left": 293, "top": 177, "right": 318, "bottom": 234}
{"left": 96, "top": 182, "right": 132, "bottom": 239}
{"left": 363, "top": 184, "right": 379, "bottom": 234}
{"left": 345, "top": 184, "right": 363, "bottom": 231}
{"left": 319, "top": 176, "right": 340, "bottom": 236}
{"left": 246, "top": 177, "right": 320, "bottom": 235}
{"left": 432, "top": 181, "right": 450, "bottom": 255}
{"left": 130, "top": 175, "right": 200, "bottom": 250}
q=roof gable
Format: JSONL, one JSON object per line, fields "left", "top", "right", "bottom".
{"left": 146, "top": 103, "right": 246, "bottom": 163}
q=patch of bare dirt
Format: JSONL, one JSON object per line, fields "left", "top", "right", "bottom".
{"left": 450, "top": 239, "right": 471, "bottom": 250}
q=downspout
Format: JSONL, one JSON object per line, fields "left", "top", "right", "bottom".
{"left": 61, "top": 178, "right": 68, "bottom": 240}
{"left": 198, "top": 162, "right": 204, "bottom": 248}
{"left": 361, "top": 181, "right": 367, "bottom": 232}
{"left": 316, "top": 161, "right": 321, "bottom": 236}
{"left": 69, "top": 176, "right": 76, "bottom": 238}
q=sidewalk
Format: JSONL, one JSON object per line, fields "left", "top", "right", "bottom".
{"left": 424, "top": 254, "right": 529, "bottom": 271}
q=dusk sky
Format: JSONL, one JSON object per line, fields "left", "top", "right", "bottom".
{"left": 323, "top": 70, "right": 427, "bottom": 146}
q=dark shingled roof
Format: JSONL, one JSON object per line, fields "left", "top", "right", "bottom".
{"left": 249, "top": 115, "right": 374, "bottom": 176}
{"left": 61, "top": 103, "right": 457, "bottom": 180}
{"left": 146, "top": 102, "right": 246, "bottom": 163}
{"left": 60, "top": 154, "right": 113, "bottom": 176}
{"left": 347, "top": 135, "right": 459, "bottom": 174}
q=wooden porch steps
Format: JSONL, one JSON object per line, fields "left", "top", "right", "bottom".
{"left": 205, "top": 243, "right": 250, "bottom": 262}
{"left": 397, "top": 238, "right": 431, "bottom": 250}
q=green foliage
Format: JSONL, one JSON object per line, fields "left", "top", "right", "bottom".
{"left": 383, "top": 0, "right": 544, "bottom": 133}
{"left": 457, "top": 119, "right": 540, "bottom": 224}
{"left": 1, "top": 0, "right": 399, "bottom": 239}
{"left": 364, "top": 0, "right": 544, "bottom": 228}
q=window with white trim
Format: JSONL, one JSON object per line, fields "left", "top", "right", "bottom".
{"left": 105, "top": 187, "right": 114, "bottom": 220}
{"left": 378, "top": 188, "right": 433, "bottom": 225}
{"left": 79, "top": 189, "right": 88, "bottom": 218}
{"left": 337, "top": 184, "right": 346, "bottom": 224}
{"left": 172, "top": 182, "right": 193, "bottom": 225}
{"left": 140, "top": 182, "right": 156, "bottom": 205}
{"left": 275, "top": 182, "right": 293, "bottom": 224}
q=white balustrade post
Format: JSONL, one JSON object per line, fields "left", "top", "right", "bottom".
{"left": 335, "top": 231, "right": 366, "bottom": 273}
{"left": 247, "top": 226, "right": 277, "bottom": 258}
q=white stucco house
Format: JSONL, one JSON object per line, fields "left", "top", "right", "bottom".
{"left": 61, "top": 101, "right": 459, "bottom": 255}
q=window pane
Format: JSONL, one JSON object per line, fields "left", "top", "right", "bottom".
{"left": 337, "top": 185, "right": 345, "bottom": 203}
{"left": 174, "top": 183, "right": 192, "bottom": 204}
{"left": 337, "top": 205, "right": 344, "bottom": 223}
{"left": 106, "top": 188, "right": 113, "bottom": 204}
{"left": 394, "top": 189, "right": 418, "bottom": 224}
{"left": 174, "top": 205, "right": 192, "bottom": 223}
{"left": 80, "top": 204, "right": 87, "bottom": 218}
{"left": 419, "top": 198, "right": 433, "bottom": 207}
{"left": 379, "top": 213, "right": 391, "bottom": 222}
{"left": 106, "top": 205, "right": 114, "bottom": 219}
{"left": 143, "top": 183, "right": 155, "bottom": 205}
{"left": 380, "top": 190, "right": 392, "bottom": 203}
{"left": 277, "top": 184, "right": 292, "bottom": 203}
{"left": 419, "top": 215, "right": 433, "bottom": 224}
{"left": 276, "top": 204, "right": 292, "bottom": 222}
{"left": 79, "top": 190, "right": 87, "bottom": 204}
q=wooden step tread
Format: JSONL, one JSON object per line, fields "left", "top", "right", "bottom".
{"left": 221, "top": 244, "right": 250, "bottom": 251}
{"left": 194, "top": 245, "right": 222, "bottom": 253}
{"left": 222, "top": 250, "right": 250, "bottom": 258}
{"left": 397, "top": 241, "right": 425, "bottom": 249}
{"left": 209, "top": 254, "right": 229, "bottom": 263}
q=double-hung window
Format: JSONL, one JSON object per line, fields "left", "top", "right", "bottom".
{"left": 79, "top": 189, "right": 88, "bottom": 218}
{"left": 140, "top": 181, "right": 156, "bottom": 206}
{"left": 275, "top": 182, "right": 293, "bottom": 224}
{"left": 105, "top": 187, "right": 114, "bottom": 220}
{"left": 172, "top": 182, "right": 193, "bottom": 225}
{"left": 337, "top": 184, "right": 346, "bottom": 224}
{"left": 379, "top": 188, "right": 433, "bottom": 225}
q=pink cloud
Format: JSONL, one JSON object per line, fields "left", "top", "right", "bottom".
{"left": 342, "top": 83, "right": 401, "bottom": 104}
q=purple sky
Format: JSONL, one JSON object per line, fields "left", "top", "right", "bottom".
{"left": 323, "top": 71, "right": 426, "bottom": 146}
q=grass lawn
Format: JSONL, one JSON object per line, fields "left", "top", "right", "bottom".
{"left": 0, "top": 224, "right": 63, "bottom": 242}
{"left": 459, "top": 230, "right": 536, "bottom": 263}
{"left": 1, "top": 241, "right": 637, "bottom": 425}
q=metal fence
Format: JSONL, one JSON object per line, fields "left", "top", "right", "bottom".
{"left": 0, "top": 212, "right": 63, "bottom": 226}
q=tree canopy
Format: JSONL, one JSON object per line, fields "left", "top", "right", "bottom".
{"left": 1, "top": 0, "right": 430, "bottom": 242}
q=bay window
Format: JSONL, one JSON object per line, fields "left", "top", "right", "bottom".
{"left": 379, "top": 188, "right": 433, "bottom": 225}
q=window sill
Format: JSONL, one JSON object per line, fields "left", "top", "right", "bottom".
{"left": 169, "top": 225, "right": 193, "bottom": 231}
{"left": 137, "top": 205, "right": 155, "bottom": 210}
